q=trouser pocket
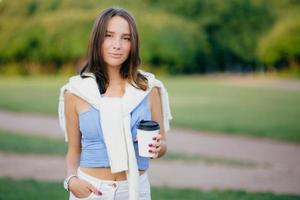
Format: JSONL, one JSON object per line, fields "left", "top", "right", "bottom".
{"left": 69, "top": 191, "right": 94, "bottom": 200}
{"left": 70, "top": 191, "right": 116, "bottom": 200}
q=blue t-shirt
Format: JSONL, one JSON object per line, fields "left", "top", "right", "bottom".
{"left": 79, "top": 95, "right": 151, "bottom": 170}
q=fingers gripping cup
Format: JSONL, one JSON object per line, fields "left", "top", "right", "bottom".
{"left": 137, "top": 120, "right": 160, "bottom": 157}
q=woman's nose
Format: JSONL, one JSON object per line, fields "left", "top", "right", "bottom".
{"left": 112, "top": 38, "right": 121, "bottom": 50}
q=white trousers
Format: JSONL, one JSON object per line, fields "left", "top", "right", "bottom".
{"left": 69, "top": 168, "right": 151, "bottom": 200}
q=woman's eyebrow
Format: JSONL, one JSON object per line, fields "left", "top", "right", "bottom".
{"left": 106, "top": 30, "right": 130, "bottom": 36}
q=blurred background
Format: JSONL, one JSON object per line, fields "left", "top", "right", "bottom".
{"left": 0, "top": 0, "right": 300, "bottom": 76}
{"left": 0, "top": 0, "right": 300, "bottom": 200}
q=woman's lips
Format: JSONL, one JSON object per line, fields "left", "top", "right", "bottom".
{"left": 109, "top": 53, "right": 122, "bottom": 58}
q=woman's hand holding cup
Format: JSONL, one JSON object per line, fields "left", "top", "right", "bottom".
{"left": 137, "top": 120, "right": 161, "bottom": 158}
{"left": 148, "top": 134, "right": 163, "bottom": 159}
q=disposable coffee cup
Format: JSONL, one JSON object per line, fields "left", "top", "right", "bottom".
{"left": 137, "top": 120, "right": 160, "bottom": 157}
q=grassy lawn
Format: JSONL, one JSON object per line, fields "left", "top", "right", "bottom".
{"left": 0, "top": 76, "right": 66, "bottom": 114}
{"left": 0, "top": 130, "right": 67, "bottom": 155}
{"left": 0, "top": 130, "right": 257, "bottom": 167}
{"left": 0, "top": 177, "right": 299, "bottom": 200}
{"left": 0, "top": 75, "right": 300, "bottom": 141}
{"left": 165, "top": 76, "right": 300, "bottom": 142}
{"left": 164, "top": 151, "right": 257, "bottom": 167}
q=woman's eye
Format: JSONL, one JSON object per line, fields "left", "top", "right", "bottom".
{"left": 105, "top": 34, "right": 112, "bottom": 37}
{"left": 123, "top": 37, "right": 131, "bottom": 41}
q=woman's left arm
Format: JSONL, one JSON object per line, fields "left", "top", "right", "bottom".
{"left": 149, "top": 87, "right": 167, "bottom": 159}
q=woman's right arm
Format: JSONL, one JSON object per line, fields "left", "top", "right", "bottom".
{"left": 64, "top": 91, "right": 81, "bottom": 177}
{"left": 64, "top": 91, "right": 101, "bottom": 198}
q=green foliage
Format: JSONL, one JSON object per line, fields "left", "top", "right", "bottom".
{"left": 146, "top": 0, "right": 274, "bottom": 72}
{"left": 0, "top": 0, "right": 300, "bottom": 74}
{"left": 257, "top": 15, "right": 300, "bottom": 67}
{"left": 0, "top": 0, "right": 206, "bottom": 74}
{"left": 138, "top": 11, "right": 208, "bottom": 74}
{"left": 201, "top": 0, "right": 273, "bottom": 71}
{"left": 146, "top": 0, "right": 206, "bottom": 19}
{"left": 0, "top": 10, "right": 94, "bottom": 64}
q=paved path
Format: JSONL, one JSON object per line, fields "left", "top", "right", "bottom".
{"left": 1, "top": 152, "right": 299, "bottom": 195}
{"left": 1, "top": 110, "right": 300, "bottom": 195}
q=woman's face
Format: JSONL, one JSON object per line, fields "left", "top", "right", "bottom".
{"left": 101, "top": 16, "right": 131, "bottom": 69}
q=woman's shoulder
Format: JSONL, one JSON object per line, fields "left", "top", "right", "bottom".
{"left": 149, "top": 86, "right": 160, "bottom": 98}
{"left": 60, "top": 73, "right": 96, "bottom": 94}
{"left": 64, "top": 90, "right": 79, "bottom": 104}
{"left": 138, "top": 70, "right": 155, "bottom": 80}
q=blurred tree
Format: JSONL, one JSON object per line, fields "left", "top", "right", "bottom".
{"left": 0, "top": 0, "right": 299, "bottom": 75}
{"left": 138, "top": 11, "right": 208, "bottom": 74}
{"left": 257, "top": 16, "right": 300, "bottom": 69}
{"left": 201, "top": 0, "right": 273, "bottom": 72}
{"left": 146, "top": 0, "right": 274, "bottom": 72}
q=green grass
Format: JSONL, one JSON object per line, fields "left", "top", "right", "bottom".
{"left": 0, "top": 75, "right": 300, "bottom": 141}
{"left": 0, "top": 177, "right": 299, "bottom": 200}
{"left": 0, "top": 130, "right": 67, "bottom": 155}
{"left": 162, "top": 152, "right": 257, "bottom": 168}
{"left": 165, "top": 76, "right": 300, "bottom": 142}
{"left": 0, "top": 177, "right": 68, "bottom": 200}
{"left": 1, "top": 130, "right": 257, "bottom": 167}
{"left": 0, "top": 76, "right": 67, "bottom": 114}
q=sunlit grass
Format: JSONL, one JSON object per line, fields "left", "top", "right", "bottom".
{"left": 0, "top": 177, "right": 299, "bottom": 200}
{"left": 0, "top": 75, "right": 300, "bottom": 141}
{"left": 0, "top": 130, "right": 67, "bottom": 155}
{"left": 162, "top": 152, "right": 257, "bottom": 168}
{"left": 0, "top": 130, "right": 257, "bottom": 167}
{"left": 164, "top": 76, "right": 300, "bottom": 142}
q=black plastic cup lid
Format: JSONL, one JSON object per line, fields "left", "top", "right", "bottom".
{"left": 137, "top": 120, "right": 160, "bottom": 131}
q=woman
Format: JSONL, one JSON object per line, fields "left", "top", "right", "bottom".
{"left": 58, "top": 7, "right": 172, "bottom": 200}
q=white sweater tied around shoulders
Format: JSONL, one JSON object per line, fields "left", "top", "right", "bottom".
{"left": 58, "top": 71, "right": 172, "bottom": 200}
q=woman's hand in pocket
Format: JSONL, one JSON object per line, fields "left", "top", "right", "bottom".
{"left": 69, "top": 177, "right": 102, "bottom": 198}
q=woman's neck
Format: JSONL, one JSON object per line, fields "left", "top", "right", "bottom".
{"left": 107, "top": 66, "right": 126, "bottom": 85}
{"left": 104, "top": 66, "right": 128, "bottom": 97}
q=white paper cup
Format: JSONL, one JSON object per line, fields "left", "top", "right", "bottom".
{"left": 137, "top": 120, "right": 160, "bottom": 157}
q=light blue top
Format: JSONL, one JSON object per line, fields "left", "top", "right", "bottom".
{"left": 79, "top": 95, "right": 151, "bottom": 170}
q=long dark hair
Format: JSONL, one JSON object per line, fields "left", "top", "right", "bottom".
{"left": 80, "top": 7, "right": 148, "bottom": 94}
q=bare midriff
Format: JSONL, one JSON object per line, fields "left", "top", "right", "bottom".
{"left": 80, "top": 167, "right": 145, "bottom": 181}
